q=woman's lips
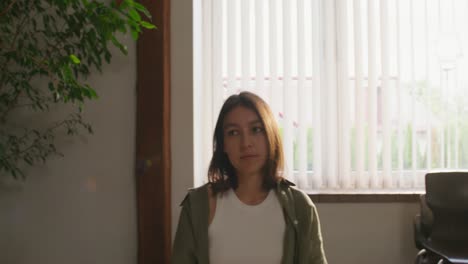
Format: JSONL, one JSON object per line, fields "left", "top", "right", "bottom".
{"left": 240, "top": 154, "right": 259, "bottom": 159}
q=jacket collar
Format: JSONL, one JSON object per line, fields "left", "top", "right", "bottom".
{"left": 275, "top": 179, "right": 298, "bottom": 229}
{"left": 278, "top": 178, "right": 296, "bottom": 187}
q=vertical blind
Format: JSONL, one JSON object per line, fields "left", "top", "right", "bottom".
{"left": 195, "top": 0, "right": 468, "bottom": 193}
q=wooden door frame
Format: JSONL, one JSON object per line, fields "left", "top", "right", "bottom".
{"left": 135, "top": 0, "right": 171, "bottom": 263}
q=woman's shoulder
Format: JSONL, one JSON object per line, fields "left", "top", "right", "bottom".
{"left": 179, "top": 183, "right": 211, "bottom": 207}
{"left": 279, "top": 179, "right": 315, "bottom": 208}
{"left": 291, "top": 186, "right": 314, "bottom": 206}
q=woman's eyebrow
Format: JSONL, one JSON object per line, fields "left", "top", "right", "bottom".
{"left": 223, "top": 123, "right": 239, "bottom": 129}
{"left": 249, "top": 120, "right": 262, "bottom": 125}
{"left": 223, "top": 120, "right": 262, "bottom": 129}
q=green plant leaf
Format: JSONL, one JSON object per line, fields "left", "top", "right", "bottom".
{"left": 69, "top": 54, "right": 81, "bottom": 64}
{"left": 128, "top": 9, "right": 141, "bottom": 22}
{"left": 131, "top": 30, "right": 138, "bottom": 40}
{"left": 133, "top": 2, "right": 151, "bottom": 18}
{"left": 140, "top": 21, "right": 156, "bottom": 29}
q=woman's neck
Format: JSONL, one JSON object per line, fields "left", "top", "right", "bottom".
{"left": 234, "top": 173, "right": 269, "bottom": 205}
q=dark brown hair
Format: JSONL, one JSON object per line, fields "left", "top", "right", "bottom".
{"left": 208, "top": 91, "right": 285, "bottom": 194}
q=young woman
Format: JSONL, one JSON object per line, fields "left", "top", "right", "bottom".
{"left": 172, "top": 92, "right": 327, "bottom": 264}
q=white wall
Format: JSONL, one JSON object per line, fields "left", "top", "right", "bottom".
{"left": 171, "top": 0, "right": 194, "bottom": 242}
{"left": 170, "top": 1, "right": 420, "bottom": 263}
{"left": 317, "top": 203, "right": 418, "bottom": 263}
{"left": 0, "top": 38, "right": 138, "bottom": 264}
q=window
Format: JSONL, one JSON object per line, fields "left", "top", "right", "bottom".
{"left": 194, "top": 0, "right": 468, "bottom": 193}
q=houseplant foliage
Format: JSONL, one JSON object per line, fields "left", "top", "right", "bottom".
{"left": 0, "top": 0, "right": 155, "bottom": 179}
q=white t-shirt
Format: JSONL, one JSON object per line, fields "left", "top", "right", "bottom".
{"left": 208, "top": 188, "right": 285, "bottom": 264}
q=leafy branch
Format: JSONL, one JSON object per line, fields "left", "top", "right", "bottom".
{"left": 0, "top": 0, "right": 156, "bottom": 179}
{"left": 0, "top": 0, "right": 18, "bottom": 17}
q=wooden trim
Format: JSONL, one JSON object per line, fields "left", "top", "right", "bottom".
{"left": 309, "top": 193, "right": 421, "bottom": 203}
{"left": 135, "top": 0, "right": 171, "bottom": 264}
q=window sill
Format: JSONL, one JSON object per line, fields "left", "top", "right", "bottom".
{"left": 308, "top": 192, "right": 423, "bottom": 203}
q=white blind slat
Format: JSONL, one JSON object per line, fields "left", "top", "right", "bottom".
{"left": 324, "top": 0, "right": 338, "bottom": 188}
{"left": 212, "top": 0, "right": 223, "bottom": 123}
{"left": 198, "top": 0, "right": 214, "bottom": 186}
{"left": 395, "top": 0, "right": 404, "bottom": 187}
{"left": 282, "top": 0, "right": 294, "bottom": 181}
{"left": 354, "top": 0, "right": 366, "bottom": 188}
{"left": 269, "top": 0, "right": 279, "bottom": 115}
{"left": 409, "top": 0, "right": 417, "bottom": 187}
{"left": 368, "top": 0, "right": 378, "bottom": 188}
{"left": 241, "top": 0, "right": 251, "bottom": 92}
{"left": 297, "top": 0, "right": 308, "bottom": 188}
{"left": 380, "top": 0, "right": 392, "bottom": 188}
{"left": 227, "top": 0, "right": 236, "bottom": 92}
{"left": 424, "top": 0, "right": 432, "bottom": 173}
{"left": 312, "top": 0, "right": 323, "bottom": 189}
{"left": 255, "top": 0, "right": 265, "bottom": 96}
{"left": 336, "top": 0, "right": 351, "bottom": 188}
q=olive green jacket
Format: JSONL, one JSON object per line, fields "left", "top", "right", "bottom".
{"left": 171, "top": 180, "right": 328, "bottom": 264}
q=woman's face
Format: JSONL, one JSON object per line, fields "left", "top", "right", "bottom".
{"left": 222, "top": 106, "right": 268, "bottom": 178}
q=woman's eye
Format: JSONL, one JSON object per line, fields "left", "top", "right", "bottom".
{"left": 227, "top": 130, "right": 239, "bottom": 136}
{"left": 252, "top": 126, "right": 264, "bottom": 133}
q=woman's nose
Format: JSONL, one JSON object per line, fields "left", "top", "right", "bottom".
{"left": 240, "top": 134, "right": 254, "bottom": 149}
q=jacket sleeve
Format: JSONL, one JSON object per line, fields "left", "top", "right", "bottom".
{"left": 171, "top": 195, "right": 197, "bottom": 264}
{"left": 296, "top": 192, "right": 328, "bottom": 264}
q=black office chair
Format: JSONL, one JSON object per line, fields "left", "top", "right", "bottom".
{"left": 414, "top": 172, "right": 468, "bottom": 264}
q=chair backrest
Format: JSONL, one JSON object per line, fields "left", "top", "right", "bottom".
{"left": 425, "top": 172, "right": 468, "bottom": 241}
{"left": 419, "top": 194, "right": 433, "bottom": 236}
